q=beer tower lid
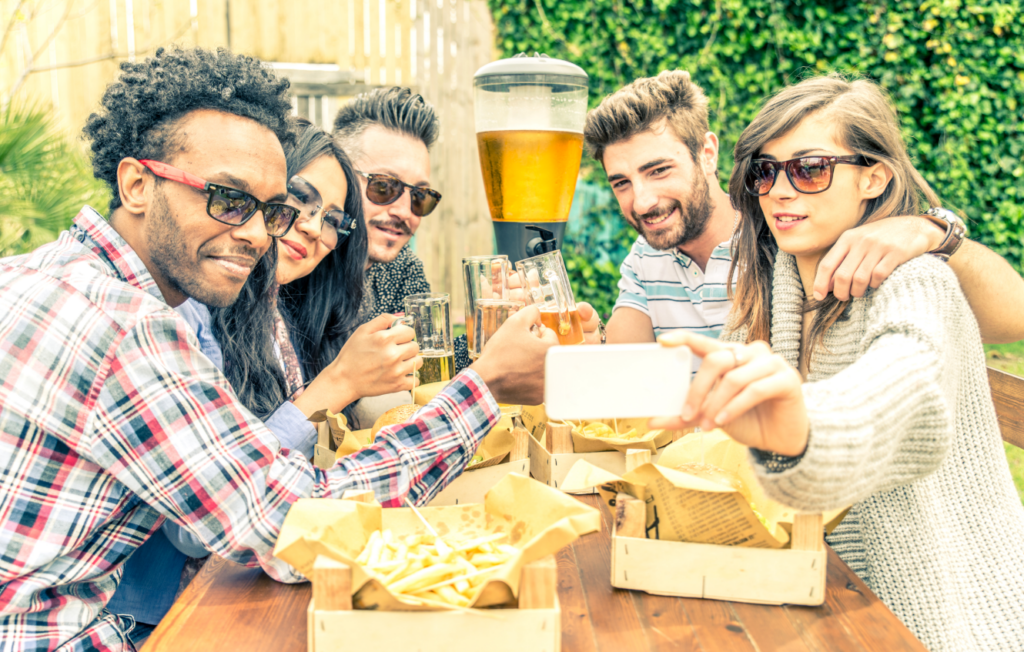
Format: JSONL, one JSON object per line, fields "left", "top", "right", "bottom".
{"left": 474, "top": 53, "right": 588, "bottom": 83}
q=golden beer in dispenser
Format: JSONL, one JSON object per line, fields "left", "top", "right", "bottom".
{"left": 474, "top": 54, "right": 589, "bottom": 265}
{"left": 477, "top": 130, "right": 585, "bottom": 224}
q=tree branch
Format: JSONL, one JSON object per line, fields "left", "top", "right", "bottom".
{"left": 24, "top": 50, "right": 116, "bottom": 72}
{"left": 29, "top": 0, "right": 75, "bottom": 64}
{"left": 4, "top": 13, "right": 193, "bottom": 106}
{"left": 0, "top": 0, "right": 30, "bottom": 59}
{"left": 6, "top": 0, "right": 76, "bottom": 100}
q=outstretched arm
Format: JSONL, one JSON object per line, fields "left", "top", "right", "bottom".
{"left": 813, "top": 216, "right": 1024, "bottom": 344}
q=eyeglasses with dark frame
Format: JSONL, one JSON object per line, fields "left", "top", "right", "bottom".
{"left": 356, "top": 170, "right": 442, "bottom": 217}
{"left": 744, "top": 155, "right": 874, "bottom": 197}
{"left": 137, "top": 159, "right": 300, "bottom": 237}
{"left": 286, "top": 175, "right": 358, "bottom": 251}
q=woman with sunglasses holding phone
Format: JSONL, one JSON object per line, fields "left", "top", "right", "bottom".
{"left": 652, "top": 75, "right": 1024, "bottom": 651}
{"left": 109, "top": 120, "right": 421, "bottom": 645}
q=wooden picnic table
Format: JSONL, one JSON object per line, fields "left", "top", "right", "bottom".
{"left": 146, "top": 494, "right": 927, "bottom": 651}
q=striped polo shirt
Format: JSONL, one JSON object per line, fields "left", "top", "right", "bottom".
{"left": 615, "top": 236, "right": 735, "bottom": 368}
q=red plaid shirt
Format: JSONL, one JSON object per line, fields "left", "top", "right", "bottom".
{"left": 0, "top": 207, "right": 500, "bottom": 651}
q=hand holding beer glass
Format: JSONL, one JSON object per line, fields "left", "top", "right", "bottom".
{"left": 396, "top": 293, "right": 455, "bottom": 385}
{"left": 462, "top": 255, "right": 511, "bottom": 359}
{"left": 516, "top": 250, "right": 585, "bottom": 345}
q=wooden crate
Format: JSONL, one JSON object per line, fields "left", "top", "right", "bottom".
{"left": 608, "top": 449, "right": 827, "bottom": 606}
{"left": 307, "top": 554, "right": 561, "bottom": 652}
{"left": 429, "top": 428, "right": 531, "bottom": 506}
{"left": 528, "top": 422, "right": 675, "bottom": 494}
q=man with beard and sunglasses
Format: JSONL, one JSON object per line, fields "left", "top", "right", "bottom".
{"left": 585, "top": 70, "right": 1024, "bottom": 361}
{"left": 0, "top": 48, "right": 556, "bottom": 651}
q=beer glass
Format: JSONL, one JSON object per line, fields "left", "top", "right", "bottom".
{"left": 473, "top": 299, "right": 523, "bottom": 355}
{"left": 516, "top": 250, "right": 584, "bottom": 345}
{"left": 462, "top": 255, "right": 510, "bottom": 359}
{"left": 403, "top": 293, "right": 454, "bottom": 385}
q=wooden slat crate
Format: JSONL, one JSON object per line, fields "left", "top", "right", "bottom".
{"left": 608, "top": 449, "right": 827, "bottom": 607}
{"left": 528, "top": 420, "right": 683, "bottom": 494}
{"left": 429, "top": 428, "right": 531, "bottom": 506}
{"left": 307, "top": 554, "right": 561, "bottom": 652}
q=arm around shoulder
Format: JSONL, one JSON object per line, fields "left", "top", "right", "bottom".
{"left": 947, "top": 239, "right": 1024, "bottom": 344}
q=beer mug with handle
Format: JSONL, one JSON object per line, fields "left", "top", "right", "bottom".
{"left": 473, "top": 298, "right": 523, "bottom": 355}
{"left": 516, "top": 250, "right": 584, "bottom": 345}
{"left": 462, "top": 255, "right": 511, "bottom": 359}
{"left": 403, "top": 293, "right": 455, "bottom": 385}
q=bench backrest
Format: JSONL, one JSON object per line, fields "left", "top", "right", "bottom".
{"left": 988, "top": 366, "right": 1024, "bottom": 450}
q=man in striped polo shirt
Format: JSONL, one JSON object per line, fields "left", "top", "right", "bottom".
{"left": 583, "top": 70, "right": 1024, "bottom": 359}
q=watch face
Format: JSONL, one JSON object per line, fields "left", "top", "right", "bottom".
{"left": 927, "top": 207, "right": 958, "bottom": 225}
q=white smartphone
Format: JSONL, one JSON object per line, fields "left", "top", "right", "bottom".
{"left": 544, "top": 343, "right": 692, "bottom": 420}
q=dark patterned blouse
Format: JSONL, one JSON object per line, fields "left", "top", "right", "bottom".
{"left": 360, "top": 245, "right": 470, "bottom": 372}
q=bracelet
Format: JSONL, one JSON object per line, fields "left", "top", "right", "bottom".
{"left": 597, "top": 318, "right": 607, "bottom": 344}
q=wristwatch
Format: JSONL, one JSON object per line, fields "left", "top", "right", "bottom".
{"left": 923, "top": 207, "right": 967, "bottom": 261}
{"left": 597, "top": 318, "right": 607, "bottom": 344}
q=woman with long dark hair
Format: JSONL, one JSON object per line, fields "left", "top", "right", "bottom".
{"left": 652, "top": 74, "right": 1024, "bottom": 650}
{"left": 209, "top": 119, "right": 419, "bottom": 426}
{"left": 110, "top": 120, "right": 420, "bottom": 645}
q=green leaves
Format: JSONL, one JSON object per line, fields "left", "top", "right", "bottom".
{"left": 489, "top": 0, "right": 1024, "bottom": 273}
{"left": 0, "top": 103, "right": 110, "bottom": 257}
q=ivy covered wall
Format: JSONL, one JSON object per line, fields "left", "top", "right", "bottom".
{"left": 489, "top": 0, "right": 1024, "bottom": 316}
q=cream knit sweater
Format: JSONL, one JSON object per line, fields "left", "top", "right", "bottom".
{"left": 722, "top": 252, "right": 1024, "bottom": 652}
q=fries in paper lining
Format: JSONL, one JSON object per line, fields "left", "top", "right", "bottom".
{"left": 566, "top": 418, "right": 662, "bottom": 448}
{"left": 574, "top": 421, "right": 640, "bottom": 441}
{"left": 273, "top": 473, "right": 601, "bottom": 611}
{"left": 355, "top": 530, "right": 518, "bottom": 607}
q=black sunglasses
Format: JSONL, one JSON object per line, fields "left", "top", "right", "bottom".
{"left": 356, "top": 171, "right": 442, "bottom": 217}
{"left": 137, "top": 159, "right": 300, "bottom": 237}
{"left": 744, "top": 155, "right": 873, "bottom": 196}
{"left": 286, "top": 175, "right": 357, "bottom": 250}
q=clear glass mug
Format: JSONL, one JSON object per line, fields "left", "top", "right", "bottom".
{"left": 516, "top": 250, "right": 584, "bottom": 345}
{"left": 462, "top": 255, "right": 511, "bottom": 359}
{"left": 398, "top": 293, "right": 454, "bottom": 385}
{"left": 473, "top": 298, "right": 523, "bottom": 355}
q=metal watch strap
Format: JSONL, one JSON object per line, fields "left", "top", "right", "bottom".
{"left": 923, "top": 207, "right": 967, "bottom": 261}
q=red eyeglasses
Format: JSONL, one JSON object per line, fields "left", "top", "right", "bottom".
{"left": 137, "top": 160, "right": 300, "bottom": 237}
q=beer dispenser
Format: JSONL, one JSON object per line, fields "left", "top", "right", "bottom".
{"left": 473, "top": 53, "right": 588, "bottom": 265}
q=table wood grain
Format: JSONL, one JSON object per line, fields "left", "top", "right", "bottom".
{"left": 146, "top": 495, "right": 927, "bottom": 652}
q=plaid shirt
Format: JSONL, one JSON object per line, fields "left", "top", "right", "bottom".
{"left": 0, "top": 207, "right": 500, "bottom": 651}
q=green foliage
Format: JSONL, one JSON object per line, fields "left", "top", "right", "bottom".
{"left": 0, "top": 103, "right": 109, "bottom": 257}
{"left": 562, "top": 181, "right": 635, "bottom": 319}
{"left": 490, "top": 0, "right": 1024, "bottom": 277}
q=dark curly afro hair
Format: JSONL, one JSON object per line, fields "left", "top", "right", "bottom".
{"left": 83, "top": 47, "right": 294, "bottom": 212}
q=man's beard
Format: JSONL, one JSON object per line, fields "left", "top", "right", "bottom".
{"left": 366, "top": 218, "right": 412, "bottom": 264}
{"left": 627, "top": 167, "right": 714, "bottom": 251}
{"left": 146, "top": 188, "right": 260, "bottom": 308}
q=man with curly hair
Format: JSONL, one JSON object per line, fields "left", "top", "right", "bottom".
{"left": 0, "top": 47, "right": 554, "bottom": 651}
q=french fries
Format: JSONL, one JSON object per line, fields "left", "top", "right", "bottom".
{"left": 573, "top": 421, "right": 641, "bottom": 441}
{"left": 354, "top": 529, "right": 518, "bottom": 607}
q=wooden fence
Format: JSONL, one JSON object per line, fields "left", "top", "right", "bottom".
{"left": 0, "top": 0, "right": 495, "bottom": 317}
